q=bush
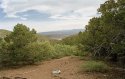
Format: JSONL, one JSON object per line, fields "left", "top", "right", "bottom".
{"left": 51, "top": 44, "right": 81, "bottom": 59}
{"left": 0, "top": 40, "right": 82, "bottom": 67}
{"left": 0, "top": 41, "right": 54, "bottom": 66}
{"left": 81, "top": 61, "right": 109, "bottom": 72}
{"left": 24, "top": 41, "right": 54, "bottom": 63}
{"left": 0, "top": 42, "right": 12, "bottom": 66}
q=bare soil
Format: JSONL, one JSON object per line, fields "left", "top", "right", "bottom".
{"left": 0, "top": 56, "right": 122, "bottom": 79}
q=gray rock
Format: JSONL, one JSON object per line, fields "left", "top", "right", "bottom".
{"left": 52, "top": 69, "right": 61, "bottom": 77}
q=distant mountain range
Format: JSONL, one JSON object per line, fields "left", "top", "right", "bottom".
{"left": 39, "top": 29, "right": 83, "bottom": 40}
{"left": 0, "top": 29, "right": 84, "bottom": 40}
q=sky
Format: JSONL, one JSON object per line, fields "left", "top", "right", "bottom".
{"left": 0, "top": 0, "right": 106, "bottom": 32}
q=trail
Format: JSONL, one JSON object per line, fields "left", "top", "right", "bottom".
{"left": 0, "top": 56, "right": 106, "bottom": 79}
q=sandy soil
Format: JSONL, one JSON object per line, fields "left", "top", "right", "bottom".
{"left": 0, "top": 56, "right": 107, "bottom": 79}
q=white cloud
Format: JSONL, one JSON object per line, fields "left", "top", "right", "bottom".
{"left": 0, "top": 0, "right": 106, "bottom": 20}
{"left": 0, "top": 19, "right": 89, "bottom": 32}
{"left": 0, "top": 0, "right": 107, "bottom": 32}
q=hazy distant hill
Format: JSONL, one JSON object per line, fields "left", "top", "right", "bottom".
{"left": 0, "top": 29, "right": 83, "bottom": 40}
{"left": 0, "top": 29, "right": 11, "bottom": 38}
{"left": 37, "top": 34, "right": 50, "bottom": 41}
{"left": 39, "top": 29, "right": 83, "bottom": 40}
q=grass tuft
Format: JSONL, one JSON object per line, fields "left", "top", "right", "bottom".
{"left": 81, "top": 61, "right": 109, "bottom": 73}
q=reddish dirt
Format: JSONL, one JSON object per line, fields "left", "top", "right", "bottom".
{"left": 0, "top": 56, "right": 107, "bottom": 79}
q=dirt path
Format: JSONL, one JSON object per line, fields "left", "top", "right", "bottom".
{"left": 0, "top": 56, "right": 106, "bottom": 79}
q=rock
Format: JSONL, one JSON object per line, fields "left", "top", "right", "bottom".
{"left": 103, "top": 74, "right": 107, "bottom": 77}
{"left": 52, "top": 69, "right": 61, "bottom": 77}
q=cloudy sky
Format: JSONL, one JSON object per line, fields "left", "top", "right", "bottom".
{"left": 0, "top": 0, "right": 106, "bottom": 32}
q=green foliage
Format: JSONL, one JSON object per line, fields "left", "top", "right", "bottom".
{"left": 0, "top": 38, "right": 3, "bottom": 46}
{"left": 81, "top": 61, "right": 109, "bottom": 72}
{"left": 61, "top": 32, "right": 83, "bottom": 45}
{"left": 61, "top": 35, "right": 78, "bottom": 45}
{"left": 0, "top": 41, "right": 11, "bottom": 66}
{"left": 0, "top": 23, "right": 82, "bottom": 67}
{"left": 79, "top": 0, "right": 125, "bottom": 65}
{"left": 0, "top": 41, "right": 54, "bottom": 66}
{"left": 24, "top": 41, "right": 54, "bottom": 63}
{"left": 51, "top": 44, "right": 81, "bottom": 59}
{"left": 0, "top": 24, "right": 40, "bottom": 66}
{"left": 6, "top": 24, "right": 37, "bottom": 46}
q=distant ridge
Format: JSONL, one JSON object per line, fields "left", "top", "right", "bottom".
{"left": 0, "top": 29, "right": 84, "bottom": 40}
{"left": 0, "top": 29, "right": 11, "bottom": 38}
{"left": 39, "top": 29, "right": 83, "bottom": 40}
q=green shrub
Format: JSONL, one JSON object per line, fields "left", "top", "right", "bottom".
{"left": 24, "top": 41, "right": 54, "bottom": 63}
{"left": 0, "top": 43, "right": 13, "bottom": 66}
{"left": 81, "top": 61, "right": 109, "bottom": 72}
{"left": 0, "top": 41, "right": 54, "bottom": 66}
{"left": 51, "top": 44, "right": 81, "bottom": 59}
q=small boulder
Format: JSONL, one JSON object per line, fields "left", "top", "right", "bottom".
{"left": 52, "top": 69, "right": 61, "bottom": 77}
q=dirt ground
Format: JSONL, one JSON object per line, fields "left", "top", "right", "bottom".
{"left": 0, "top": 56, "right": 109, "bottom": 79}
